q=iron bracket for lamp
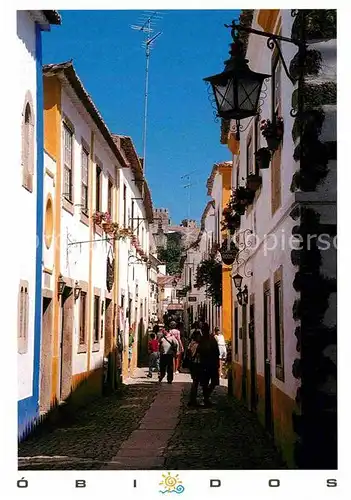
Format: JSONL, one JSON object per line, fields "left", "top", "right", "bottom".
{"left": 225, "top": 20, "right": 306, "bottom": 85}
{"left": 128, "top": 254, "right": 144, "bottom": 266}
{"left": 231, "top": 228, "right": 254, "bottom": 278}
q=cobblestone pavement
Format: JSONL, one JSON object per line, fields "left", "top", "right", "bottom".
{"left": 164, "top": 383, "right": 286, "bottom": 470}
{"left": 18, "top": 368, "right": 285, "bottom": 470}
{"left": 18, "top": 372, "right": 159, "bottom": 470}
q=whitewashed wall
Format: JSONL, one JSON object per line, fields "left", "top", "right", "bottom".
{"left": 17, "top": 11, "right": 38, "bottom": 401}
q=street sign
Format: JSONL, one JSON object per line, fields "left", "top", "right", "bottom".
{"left": 188, "top": 296, "right": 197, "bottom": 302}
{"left": 220, "top": 242, "right": 238, "bottom": 265}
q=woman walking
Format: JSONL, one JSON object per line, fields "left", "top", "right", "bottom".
{"left": 186, "top": 329, "right": 202, "bottom": 407}
{"left": 214, "top": 327, "right": 227, "bottom": 378}
{"left": 198, "top": 323, "right": 220, "bottom": 407}
{"left": 169, "top": 321, "right": 184, "bottom": 374}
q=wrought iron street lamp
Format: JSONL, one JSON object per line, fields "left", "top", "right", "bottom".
{"left": 204, "top": 34, "right": 270, "bottom": 127}
{"left": 74, "top": 280, "right": 82, "bottom": 301}
{"left": 204, "top": 17, "right": 306, "bottom": 140}
{"left": 232, "top": 273, "right": 243, "bottom": 290}
{"left": 57, "top": 274, "right": 66, "bottom": 297}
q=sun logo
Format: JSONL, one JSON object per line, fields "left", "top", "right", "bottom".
{"left": 159, "top": 472, "right": 185, "bottom": 494}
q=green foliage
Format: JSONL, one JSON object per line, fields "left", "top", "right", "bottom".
{"left": 157, "top": 231, "right": 183, "bottom": 275}
{"left": 195, "top": 257, "right": 222, "bottom": 306}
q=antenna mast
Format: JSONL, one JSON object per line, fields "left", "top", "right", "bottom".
{"left": 131, "top": 11, "right": 162, "bottom": 179}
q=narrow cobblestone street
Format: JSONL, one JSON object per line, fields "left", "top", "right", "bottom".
{"left": 19, "top": 368, "right": 284, "bottom": 470}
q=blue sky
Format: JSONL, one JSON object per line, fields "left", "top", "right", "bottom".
{"left": 43, "top": 9, "right": 241, "bottom": 225}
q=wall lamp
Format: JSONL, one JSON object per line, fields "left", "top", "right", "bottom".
{"left": 232, "top": 273, "right": 248, "bottom": 306}
{"left": 204, "top": 14, "right": 306, "bottom": 139}
{"left": 57, "top": 274, "right": 66, "bottom": 297}
{"left": 74, "top": 280, "right": 82, "bottom": 301}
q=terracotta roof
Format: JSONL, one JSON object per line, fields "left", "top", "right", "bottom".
{"left": 158, "top": 275, "right": 177, "bottom": 287}
{"left": 113, "top": 135, "right": 154, "bottom": 223}
{"left": 43, "top": 61, "right": 125, "bottom": 167}
{"left": 42, "top": 10, "right": 61, "bottom": 25}
{"left": 206, "top": 161, "right": 232, "bottom": 196}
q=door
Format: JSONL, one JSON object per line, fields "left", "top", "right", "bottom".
{"left": 263, "top": 287, "right": 274, "bottom": 435}
{"left": 104, "top": 298, "right": 113, "bottom": 390}
{"left": 241, "top": 304, "right": 248, "bottom": 402}
{"left": 249, "top": 298, "right": 257, "bottom": 411}
{"left": 40, "top": 295, "right": 53, "bottom": 413}
{"left": 59, "top": 286, "right": 73, "bottom": 401}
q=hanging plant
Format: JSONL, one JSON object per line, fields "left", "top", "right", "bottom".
{"left": 255, "top": 147, "right": 271, "bottom": 170}
{"left": 260, "top": 117, "right": 284, "bottom": 151}
{"left": 92, "top": 211, "right": 104, "bottom": 225}
{"left": 233, "top": 186, "right": 255, "bottom": 206}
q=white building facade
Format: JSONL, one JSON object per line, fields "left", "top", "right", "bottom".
{"left": 219, "top": 9, "right": 336, "bottom": 468}
{"left": 16, "top": 10, "right": 61, "bottom": 440}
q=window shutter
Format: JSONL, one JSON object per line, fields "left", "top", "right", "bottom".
{"left": 271, "top": 145, "right": 282, "bottom": 215}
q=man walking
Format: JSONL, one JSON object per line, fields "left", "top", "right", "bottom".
{"left": 159, "top": 328, "right": 179, "bottom": 384}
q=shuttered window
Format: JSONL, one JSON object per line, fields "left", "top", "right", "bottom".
{"left": 271, "top": 51, "right": 282, "bottom": 215}
{"left": 79, "top": 292, "right": 87, "bottom": 345}
{"left": 81, "top": 148, "right": 89, "bottom": 213}
{"left": 274, "top": 266, "right": 284, "bottom": 381}
{"left": 63, "top": 123, "right": 73, "bottom": 201}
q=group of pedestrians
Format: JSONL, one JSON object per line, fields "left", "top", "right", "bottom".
{"left": 147, "top": 321, "right": 184, "bottom": 384}
{"left": 147, "top": 320, "right": 227, "bottom": 408}
{"left": 185, "top": 322, "right": 227, "bottom": 408}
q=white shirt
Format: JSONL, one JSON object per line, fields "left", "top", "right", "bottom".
{"left": 215, "top": 333, "right": 226, "bottom": 347}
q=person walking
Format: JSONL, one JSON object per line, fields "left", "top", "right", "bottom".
{"left": 186, "top": 329, "right": 202, "bottom": 407}
{"left": 158, "top": 328, "right": 179, "bottom": 384}
{"left": 198, "top": 323, "right": 220, "bottom": 407}
{"left": 147, "top": 333, "right": 160, "bottom": 378}
{"left": 214, "top": 327, "right": 227, "bottom": 378}
{"left": 169, "top": 321, "right": 184, "bottom": 374}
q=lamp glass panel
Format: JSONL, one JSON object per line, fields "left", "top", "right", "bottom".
{"left": 237, "top": 78, "right": 262, "bottom": 112}
{"left": 214, "top": 79, "right": 234, "bottom": 113}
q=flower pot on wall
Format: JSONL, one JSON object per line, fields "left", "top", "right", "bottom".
{"left": 246, "top": 174, "right": 262, "bottom": 192}
{"left": 255, "top": 147, "right": 271, "bottom": 170}
{"left": 266, "top": 135, "right": 281, "bottom": 151}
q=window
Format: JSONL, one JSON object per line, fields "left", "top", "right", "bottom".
{"left": 274, "top": 267, "right": 284, "bottom": 380}
{"left": 123, "top": 184, "right": 127, "bottom": 227}
{"left": 234, "top": 305, "right": 239, "bottom": 356}
{"left": 93, "top": 295, "right": 100, "bottom": 343}
{"left": 79, "top": 292, "right": 87, "bottom": 345}
{"left": 263, "top": 280, "right": 272, "bottom": 366}
{"left": 271, "top": 51, "right": 282, "bottom": 215}
{"left": 81, "top": 148, "right": 89, "bottom": 213}
{"left": 22, "top": 99, "right": 34, "bottom": 192}
{"left": 131, "top": 201, "right": 135, "bottom": 230}
{"left": 137, "top": 216, "right": 140, "bottom": 237}
{"left": 18, "top": 280, "right": 29, "bottom": 354}
{"left": 63, "top": 123, "right": 73, "bottom": 201}
{"left": 95, "top": 163, "right": 102, "bottom": 212}
{"left": 107, "top": 179, "right": 113, "bottom": 218}
{"left": 236, "top": 161, "right": 240, "bottom": 189}
{"left": 246, "top": 133, "right": 254, "bottom": 176}
{"left": 100, "top": 301, "right": 104, "bottom": 339}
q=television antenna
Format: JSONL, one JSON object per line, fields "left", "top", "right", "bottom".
{"left": 181, "top": 170, "right": 199, "bottom": 224}
{"left": 131, "top": 11, "right": 163, "bottom": 180}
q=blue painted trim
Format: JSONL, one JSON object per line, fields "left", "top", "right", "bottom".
{"left": 33, "top": 22, "right": 44, "bottom": 409}
{"left": 18, "top": 23, "right": 45, "bottom": 441}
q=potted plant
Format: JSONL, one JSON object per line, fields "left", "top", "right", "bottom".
{"left": 233, "top": 186, "right": 255, "bottom": 206}
{"left": 255, "top": 147, "right": 271, "bottom": 170}
{"left": 92, "top": 211, "right": 103, "bottom": 225}
{"left": 260, "top": 116, "right": 284, "bottom": 151}
{"left": 246, "top": 174, "right": 262, "bottom": 192}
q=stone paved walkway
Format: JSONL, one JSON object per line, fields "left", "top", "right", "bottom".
{"left": 18, "top": 367, "right": 284, "bottom": 470}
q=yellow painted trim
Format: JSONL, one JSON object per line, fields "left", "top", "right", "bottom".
{"left": 87, "top": 131, "right": 94, "bottom": 372}
{"left": 44, "top": 75, "right": 62, "bottom": 404}
{"left": 257, "top": 9, "right": 280, "bottom": 32}
{"left": 44, "top": 193, "right": 54, "bottom": 249}
{"left": 227, "top": 133, "right": 240, "bottom": 155}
